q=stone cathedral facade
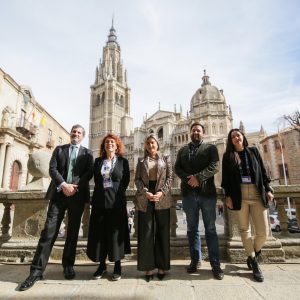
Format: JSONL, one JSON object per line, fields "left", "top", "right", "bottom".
{"left": 89, "top": 24, "right": 233, "bottom": 188}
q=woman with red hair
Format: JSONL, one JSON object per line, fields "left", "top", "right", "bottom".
{"left": 87, "top": 134, "right": 131, "bottom": 281}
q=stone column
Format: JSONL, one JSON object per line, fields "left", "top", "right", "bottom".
{"left": 0, "top": 143, "right": 7, "bottom": 189}
{"left": 277, "top": 197, "right": 289, "bottom": 233}
{"left": 0, "top": 202, "right": 12, "bottom": 240}
{"left": 2, "top": 144, "right": 12, "bottom": 190}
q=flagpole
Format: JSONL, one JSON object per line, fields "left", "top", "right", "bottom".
{"left": 278, "top": 130, "right": 291, "bottom": 218}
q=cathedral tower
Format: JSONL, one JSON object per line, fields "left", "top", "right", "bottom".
{"left": 89, "top": 22, "right": 133, "bottom": 157}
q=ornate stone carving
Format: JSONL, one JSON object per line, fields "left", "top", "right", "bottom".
{"left": 20, "top": 151, "right": 51, "bottom": 191}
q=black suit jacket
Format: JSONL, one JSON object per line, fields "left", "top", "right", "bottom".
{"left": 45, "top": 144, "right": 94, "bottom": 202}
{"left": 91, "top": 156, "right": 130, "bottom": 209}
{"left": 221, "top": 146, "right": 272, "bottom": 210}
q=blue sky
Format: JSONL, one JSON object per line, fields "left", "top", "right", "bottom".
{"left": 1, "top": 0, "right": 299, "bottom": 139}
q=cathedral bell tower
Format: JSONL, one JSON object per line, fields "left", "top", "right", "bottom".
{"left": 89, "top": 21, "right": 133, "bottom": 157}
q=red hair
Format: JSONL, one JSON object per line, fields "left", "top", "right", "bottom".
{"left": 99, "top": 134, "right": 125, "bottom": 157}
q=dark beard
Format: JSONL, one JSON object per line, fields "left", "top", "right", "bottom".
{"left": 191, "top": 135, "right": 201, "bottom": 144}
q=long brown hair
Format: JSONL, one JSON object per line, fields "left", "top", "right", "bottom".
{"left": 99, "top": 134, "right": 125, "bottom": 158}
{"left": 224, "top": 128, "right": 249, "bottom": 165}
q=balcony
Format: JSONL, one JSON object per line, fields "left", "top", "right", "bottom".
{"left": 16, "top": 119, "right": 37, "bottom": 138}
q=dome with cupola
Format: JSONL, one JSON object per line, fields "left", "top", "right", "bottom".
{"left": 190, "top": 70, "right": 226, "bottom": 112}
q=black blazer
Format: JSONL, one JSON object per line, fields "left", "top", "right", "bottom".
{"left": 221, "top": 147, "right": 272, "bottom": 210}
{"left": 45, "top": 144, "right": 94, "bottom": 202}
{"left": 91, "top": 156, "right": 130, "bottom": 209}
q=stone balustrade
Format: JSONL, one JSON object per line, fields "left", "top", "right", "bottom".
{"left": 0, "top": 185, "right": 300, "bottom": 262}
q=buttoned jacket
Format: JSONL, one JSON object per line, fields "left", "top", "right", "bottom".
{"left": 45, "top": 144, "right": 94, "bottom": 202}
{"left": 134, "top": 154, "right": 173, "bottom": 212}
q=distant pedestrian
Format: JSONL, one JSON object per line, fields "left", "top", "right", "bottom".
{"left": 128, "top": 215, "right": 133, "bottom": 233}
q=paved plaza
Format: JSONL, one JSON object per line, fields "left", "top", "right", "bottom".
{"left": 1, "top": 260, "right": 300, "bottom": 300}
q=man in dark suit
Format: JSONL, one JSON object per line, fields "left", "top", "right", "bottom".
{"left": 20, "top": 124, "right": 93, "bottom": 291}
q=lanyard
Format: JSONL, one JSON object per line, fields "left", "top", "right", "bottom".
{"left": 238, "top": 151, "right": 251, "bottom": 176}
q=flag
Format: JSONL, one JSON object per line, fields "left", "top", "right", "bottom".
{"left": 40, "top": 115, "right": 46, "bottom": 127}
{"left": 32, "top": 109, "right": 37, "bottom": 122}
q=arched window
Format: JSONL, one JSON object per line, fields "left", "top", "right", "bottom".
{"left": 101, "top": 92, "right": 105, "bottom": 103}
{"left": 219, "top": 124, "right": 224, "bottom": 134}
{"left": 120, "top": 95, "right": 124, "bottom": 107}
{"left": 149, "top": 129, "right": 154, "bottom": 134}
{"left": 157, "top": 127, "right": 163, "bottom": 139}
{"left": 212, "top": 123, "right": 216, "bottom": 134}
{"left": 96, "top": 94, "right": 100, "bottom": 105}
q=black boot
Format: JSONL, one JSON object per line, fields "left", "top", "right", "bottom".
{"left": 255, "top": 250, "right": 263, "bottom": 263}
{"left": 255, "top": 250, "right": 261, "bottom": 257}
{"left": 246, "top": 256, "right": 252, "bottom": 270}
{"left": 112, "top": 260, "right": 121, "bottom": 281}
{"left": 249, "top": 256, "right": 264, "bottom": 282}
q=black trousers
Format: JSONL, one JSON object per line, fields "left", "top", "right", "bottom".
{"left": 30, "top": 194, "right": 85, "bottom": 276}
{"left": 137, "top": 201, "right": 170, "bottom": 271}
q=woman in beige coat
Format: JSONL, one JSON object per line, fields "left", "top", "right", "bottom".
{"left": 134, "top": 135, "right": 173, "bottom": 282}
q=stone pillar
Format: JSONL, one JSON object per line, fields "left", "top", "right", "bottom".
{"left": 0, "top": 202, "right": 12, "bottom": 240}
{"left": 2, "top": 144, "right": 12, "bottom": 190}
{"left": 0, "top": 143, "right": 7, "bottom": 189}
{"left": 224, "top": 204, "right": 245, "bottom": 262}
{"left": 277, "top": 197, "right": 289, "bottom": 234}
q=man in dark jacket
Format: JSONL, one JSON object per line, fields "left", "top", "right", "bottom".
{"left": 175, "top": 122, "right": 224, "bottom": 280}
{"left": 20, "top": 124, "right": 93, "bottom": 291}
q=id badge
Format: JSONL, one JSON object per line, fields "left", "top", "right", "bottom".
{"left": 241, "top": 176, "right": 251, "bottom": 184}
{"left": 103, "top": 179, "right": 113, "bottom": 189}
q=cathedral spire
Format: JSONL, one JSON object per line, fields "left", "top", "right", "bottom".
{"left": 107, "top": 18, "right": 119, "bottom": 46}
